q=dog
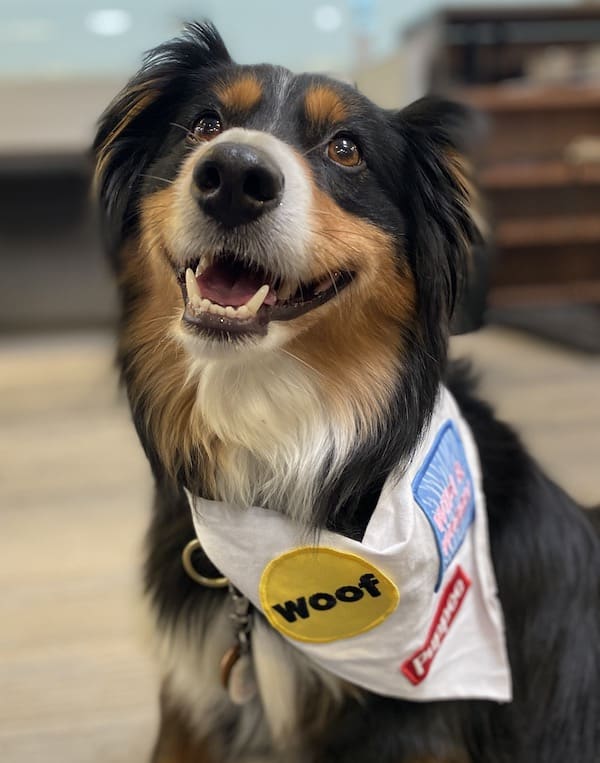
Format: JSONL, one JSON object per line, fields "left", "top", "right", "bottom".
{"left": 93, "top": 22, "right": 600, "bottom": 763}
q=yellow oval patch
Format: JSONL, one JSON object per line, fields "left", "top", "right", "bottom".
{"left": 259, "top": 547, "right": 399, "bottom": 643}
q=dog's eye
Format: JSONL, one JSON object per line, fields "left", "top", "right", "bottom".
{"left": 189, "top": 112, "right": 223, "bottom": 142}
{"left": 327, "top": 135, "right": 362, "bottom": 168}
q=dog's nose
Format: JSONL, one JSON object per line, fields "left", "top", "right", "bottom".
{"left": 192, "top": 143, "right": 284, "bottom": 228}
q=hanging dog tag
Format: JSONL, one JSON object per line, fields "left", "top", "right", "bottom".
{"left": 227, "top": 653, "right": 257, "bottom": 705}
{"left": 220, "top": 644, "right": 240, "bottom": 689}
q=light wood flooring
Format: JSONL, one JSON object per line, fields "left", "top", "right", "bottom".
{"left": 1, "top": 327, "right": 598, "bottom": 763}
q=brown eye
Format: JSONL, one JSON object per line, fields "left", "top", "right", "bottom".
{"left": 189, "top": 112, "right": 223, "bottom": 142}
{"left": 327, "top": 135, "right": 362, "bottom": 167}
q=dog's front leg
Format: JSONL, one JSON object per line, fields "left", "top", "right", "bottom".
{"left": 310, "top": 698, "right": 471, "bottom": 763}
{"left": 151, "top": 687, "right": 218, "bottom": 763}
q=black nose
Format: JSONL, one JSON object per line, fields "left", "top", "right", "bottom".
{"left": 192, "top": 142, "right": 284, "bottom": 228}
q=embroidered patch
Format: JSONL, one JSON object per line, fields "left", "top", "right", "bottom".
{"left": 259, "top": 547, "right": 399, "bottom": 643}
{"left": 412, "top": 420, "right": 475, "bottom": 589}
{"left": 401, "top": 565, "right": 471, "bottom": 684}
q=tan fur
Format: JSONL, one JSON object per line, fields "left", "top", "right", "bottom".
{"left": 446, "top": 150, "right": 486, "bottom": 242}
{"left": 216, "top": 74, "right": 263, "bottom": 113}
{"left": 304, "top": 85, "right": 348, "bottom": 127}
{"left": 152, "top": 688, "right": 217, "bottom": 763}
{"left": 118, "top": 191, "right": 214, "bottom": 489}
{"left": 95, "top": 85, "right": 160, "bottom": 187}
{"left": 288, "top": 185, "right": 415, "bottom": 439}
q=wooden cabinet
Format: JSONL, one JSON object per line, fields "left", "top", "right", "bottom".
{"left": 466, "top": 83, "right": 600, "bottom": 306}
{"left": 407, "top": 7, "right": 600, "bottom": 308}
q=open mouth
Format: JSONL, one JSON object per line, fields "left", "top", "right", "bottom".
{"left": 177, "top": 253, "right": 354, "bottom": 338}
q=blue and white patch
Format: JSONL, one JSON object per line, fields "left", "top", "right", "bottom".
{"left": 412, "top": 421, "right": 475, "bottom": 589}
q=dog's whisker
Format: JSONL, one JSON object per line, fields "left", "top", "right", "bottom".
{"left": 139, "top": 173, "right": 174, "bottom": 185}
{"left": 300, "top": 144, "right": 322, "bottom": 158}
{"left": 170, "top": 121, "right": 191, "bottom": 134}
{"left": 308, "top": 221, "right": 373, "bottom": 242}
{"left": 323, "top": 266, "right": 339, "bottom": 297}
{"left": 279, "top": 348, "right": 325, "bottom": 379}
{"left": 308, "top": 228, "right": 366, "bottom": 258}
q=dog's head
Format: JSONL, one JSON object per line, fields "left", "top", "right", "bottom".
{"left": 94, "top": 23, "right": 480, "bottom": 526}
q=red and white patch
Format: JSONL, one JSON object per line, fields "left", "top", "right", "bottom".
{"left": 401, "top": 565, "right": 471, "bottom": 685}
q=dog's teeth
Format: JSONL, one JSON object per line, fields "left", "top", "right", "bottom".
{"left": 278, "top": 282, "right": 294, "bottom": 301}
{"left": 195, "top": 260, "right": 205, "bottom": 278}
{"left": 186, "top": 268, "right": 203, "bottom": 306}
{"left": 185, "top": 286, "right": 262, "bottom": 320}
{"left": 245, "top": 285, "right": 270, "bottom": 316}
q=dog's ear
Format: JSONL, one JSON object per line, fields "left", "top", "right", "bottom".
{"left": 393, "top": 97, "right": 485, "bottom": 338}
{"left": 93, "top": 22, "right": 231, "bottom": 265}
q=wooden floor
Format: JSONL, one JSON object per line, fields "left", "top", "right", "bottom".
{"left": 1, "top": 327, "right": 598, "bottom": 763}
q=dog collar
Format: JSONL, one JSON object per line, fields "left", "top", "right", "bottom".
{"left": 185, "top": 386, "right": 512, "bottom": 702}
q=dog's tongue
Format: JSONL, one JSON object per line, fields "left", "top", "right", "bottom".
{"left": 197, "top": 262, "right": 276, "bottom": 307}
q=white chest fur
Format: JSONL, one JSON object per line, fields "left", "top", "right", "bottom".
{"left": 190, "top": 352, "right": 356, "bottom": 522}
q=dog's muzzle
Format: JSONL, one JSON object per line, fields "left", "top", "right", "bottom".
{"left": 169, "top": 128, "right": 354, "bottom": 340}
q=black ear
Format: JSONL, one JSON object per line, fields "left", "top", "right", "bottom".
{"left": 394, "top": 97, "right": 485, "bottom": 339}
{"left": 93, "top": 22, "right": 231, "bottom": 265}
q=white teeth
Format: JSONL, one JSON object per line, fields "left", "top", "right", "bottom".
{"left": 187, "top": 296, "right": 252, "bottom": 320}
{"left": 186, "top": 280, "right": 269, "bottom": 321}
{"left": 278, "top": 282, "right": 294, "bottom": 301}
{"left": 185, "top": 268, "right": 203, "bottom": 307}
{"left": 195, "top": 260, "right": 205, "bottom": 278}
{"left": 245, "top": 285, "right": 270, "bottom": 316}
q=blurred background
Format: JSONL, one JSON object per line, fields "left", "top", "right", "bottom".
{"left": 1, "top": 2, "right": 599, "bottom": 762}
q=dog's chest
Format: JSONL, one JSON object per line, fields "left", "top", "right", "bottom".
{"left": 194, "top": 354, "right": 352, "bottom": 520}
{"left": 152, "top": 594, "right": 344, "bottom": 760}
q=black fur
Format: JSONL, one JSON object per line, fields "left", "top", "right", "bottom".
{"left": 95, "top": 22, "right": 600, "bottom": 763}
{"left": 94, "top": 22, "right": 232, "bottom": 263}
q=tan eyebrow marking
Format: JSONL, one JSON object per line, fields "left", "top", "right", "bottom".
{"left": 304, "top": 85, "right": 348, "bottom": 127}
{"left": 215, "top": 74, "right": 263, "bottom": 113}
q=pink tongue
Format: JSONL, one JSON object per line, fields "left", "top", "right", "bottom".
{"left": 197, "top": 264, "right": 276, "bottom": 307}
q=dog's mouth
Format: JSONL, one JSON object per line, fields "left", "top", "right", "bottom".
{"left": 177, "top": 252, "right": 354, "bottom": 338}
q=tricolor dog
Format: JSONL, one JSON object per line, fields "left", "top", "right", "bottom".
{"left": 94, "top": 22, "right": 600, "bottom": 763}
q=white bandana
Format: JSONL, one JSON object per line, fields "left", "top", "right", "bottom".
{"left": 186, "top": 386, "right": 512, "bottom": 702}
